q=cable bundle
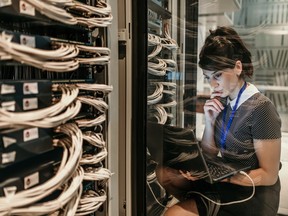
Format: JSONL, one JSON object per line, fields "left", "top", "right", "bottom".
{"left": 75, "top": 14, "right": 113, "bottom": 28}
{"left": 147, "top": 83, "right": 164, "bottom": 105}
{"left": 75, "top": 113, "right": 106, "bottom": 128}
{"left": 70, "top": 0, "right": 112, "bottom": 17}
{"left": 76, "top": 44, "right": 110, "bottom": 65}
{"left": 148, "top": 34, "right": 162, "bottom": 60}
{"left": 148, "top": 59, "right": 167, "bottom": 76}
{"left": 77, "top": 96, "right": 108, "bottom": 113}
{"left": 0, "top": 32, "right": 79, "bottom": 72}
{"left": 23, "top": 0, "right": 77, "bottom": 25}
{"left": 68, "top": 0, "right": 113, "bottom": 28}
{"left": 0, "top": 123, "right": 83, "bottom": 215}
{"left": 0, "top": 85, "right": 81, "bottom": 129}
{"left": 83, "top": 167, "right": 112, "bottom": 181}
{"left": 163, "top": 59, "right": 177, "bottom": 72}
{"left": 75, "top": 83, "right": 113, "bottom": 94}
{"left": 82, "top": 131, "right": 106, "bottom": 148}
{"left": 148, "top": 33, "right": 161, "bottom": 46}
{"left": 151, "top": 105, "right": 168, "bottom": 125}
{"left": 77, "top": 45, "right": 110, "bottom": 55}
{"left": 158, "top": 100, "right": 177, "bottom": 108}
{"left": 45, "top": 0, "right": 74, "bottom": 7}
{"left": 75, "top": 190, "right": 107, "bottom": 215}
{"left": 161, "top": 23, "right": 178, "bottom": 50}
{"left": 160, "top": 82, "right": 177, "bottom": 95}
{"left": 80, "top": 148, "right": 107, "bottom": 165}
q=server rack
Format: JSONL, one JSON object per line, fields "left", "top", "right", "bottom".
{"left": 0, "top": 1, "right": 115, "bottom": 215}
{"left": 130, "top": 1, "right": 199, "bottom": 215}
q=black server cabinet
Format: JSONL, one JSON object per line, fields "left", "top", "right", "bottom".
{"left": 0, "top": 1, "right": 113, "bottom": 215}
{"left": 131, "top": 1, "right": 198, "bottom": 215}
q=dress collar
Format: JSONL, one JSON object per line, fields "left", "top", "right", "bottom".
{"left": 227, "top": 82, "right": 259, "bottom": 109}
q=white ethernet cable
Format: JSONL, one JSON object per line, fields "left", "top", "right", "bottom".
{"left": 187, "top": 171, "right": 255, "bottom": 206}
{"left": 77, "top": 96, "right": 108, "bottom": 113}
{"left": 75, "top": 15, "right": 113, "bottom": 28}
{"left": 0, "top": 123, "right": 83, "bottom": 215}
{"left": 0, "top": 85, "right": 79, "bottom": 126}
{"left": 23, "top": 0, "right": 77, "bottom": 25}
{"left": 147, "top": 83, "right": 163, "bottom": 105}
{"left": 77, "top": 45, "right": 110, "bottom": 55}
{"left": 152, "top": 105, "right": 168, "bottom": 125}
{"left": 12, "top": 100, "right": 82, "bottom": 128}
{"left": 8, "top": 167, "right": 84, "bottom": 216}
{"left": 0, "top": 32, "right": 80, "bottom": 72}
{"left": 70, "top": 0, "right": 112, "bottom": 16}
{"left": 148, "top": 58, "right": 167, "bottom": 76}
{"left": 75, "top": 113, "right": 106, "bottom": 128}
{"left": 148, "top": 34, "right": 162, "bottom": 60}
{"left": 162, "top": 59, "right": 177, "bottom": 72}
{"left": 148, "top": 44, "right": 162, "bottom": 60}
{"left": 62, "top": 183, "right": 83, "bottom": 216}
{"left": 148, "top": 33, "right": 161, "bottom": 46}
{"left": 82, "top": 131, "right": 106, "bottom": 148}
{"left": 76, "top": 44, "right": 111, "bottom": 65}
{"left": 46, "top": 0, "right": 74, "bottom": 7}
{"left": 162, "top": 23, "right": 178, "bottom": 50}
{"left": 76, "top": 55, "right": 110, "bottom": 65}
{"left": 83, "top": 167, "right": 112, "bottom": 181}
{"left": 80, "top": 147, "right": 108, "bottom": 165}
{"left": 159, "top": 82, "right": 177, "bottom": 96}
{"left": 75, "top": 190, "right": 107, "bottom": 216}
{"left": 158, "top": 100, "right": 177, "bottom": 108}
{"left": 75, "top": 83, "right": 113, "bottom": 94}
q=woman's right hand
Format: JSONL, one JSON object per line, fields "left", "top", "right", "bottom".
{"left": 203, "top": 97, "right": 225, "bottom": 123}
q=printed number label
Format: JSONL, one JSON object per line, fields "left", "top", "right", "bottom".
{"left": 0, "top": 0, "right": 12, "bottom": 7}
{"left": 23, "top": 82, "right": 38, "bottom": 94}
{"left": 19, "top": 0, "right": 35, "bottom": 16}
{"left": 20, "top": 35, "right": 36, "bottom": 48}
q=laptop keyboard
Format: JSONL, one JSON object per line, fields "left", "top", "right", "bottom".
{"left": 207, "top": 162, "right": 234, "bottom": 179}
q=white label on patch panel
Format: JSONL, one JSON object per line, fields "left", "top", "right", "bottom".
{"left": 23, "top": 128, "right": 39, "bottom": 142}
{"left": 1, "top": 84, "right": 15, "bottom": 94}
{"left": 0, "top": 0, "right": 12, "bottom": 7}
{"left": 2, "top": 136, "right": 17, "bottom": 148}
{"left": 23, "top": 82, "right": 38, "bottom": 94}
{"left": 1, "top": 101, "right": 15, "bottom": 111}
{"left": 1, "top": 151, "right": 16, "bottom": 164}
{"left": 20, "top": 35, "right": 36, "bottom": 48}
{"left": 23, "top": 98, "right": 38, "bottom": 110}
{"left": 19, "top": 0, "right": 35, "bottom": 16}
{"left": 24, "top": 172, "right": 39, "bottom": 189}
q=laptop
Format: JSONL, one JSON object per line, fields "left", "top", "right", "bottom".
{"left": 147, "top": 123, "right": 251, "bottom": 184}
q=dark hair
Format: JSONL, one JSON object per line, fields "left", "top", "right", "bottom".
{"left": 198, "top": 26, "right": 253, "bottom": 78}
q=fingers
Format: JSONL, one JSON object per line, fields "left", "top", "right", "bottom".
{"left": 204, "top": 98, "right": 225, "bottom": 113}
{"left": 179, "top": 170, "right": 199, "bottom": 181}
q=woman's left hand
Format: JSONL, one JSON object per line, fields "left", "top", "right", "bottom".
{"left": 179, "top": 170, "right": 200, "bottom": 181}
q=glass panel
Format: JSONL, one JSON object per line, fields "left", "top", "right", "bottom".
{"left": 196, "top": 1, "right": 287, "bottom": 213}
{"left": 146, "top": 0, "right": 287, "bottom": 215}
{"left": 146, "top": 0, "right": 198, "bottom": 215}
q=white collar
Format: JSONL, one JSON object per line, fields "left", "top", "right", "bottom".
{"left": 227, "top": 82, "right": 259, "bottom": 109}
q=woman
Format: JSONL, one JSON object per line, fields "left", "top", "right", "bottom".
{"left": 156, "top": 26, "right": 282, "bottom": 216}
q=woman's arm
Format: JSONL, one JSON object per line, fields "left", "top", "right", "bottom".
{"left": 229, "top": 138, "right": 281, "bottom": 186}
{"left": 201, "top": 97, "right": 224, "bottom": 155}
{"left": 201, "top": 122, "right": 219, "bottom": 155}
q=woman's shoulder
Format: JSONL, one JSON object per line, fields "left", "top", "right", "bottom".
{"left": 247, "top": 92, "right": 274, "bottom": 106}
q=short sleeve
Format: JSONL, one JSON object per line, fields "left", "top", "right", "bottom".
{"left": 252, "top": 98, "right": 282, "bottom": 139}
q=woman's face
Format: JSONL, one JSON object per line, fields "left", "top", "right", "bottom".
{"left": 203, "top": 61, "right": 243, "bottom": 100}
